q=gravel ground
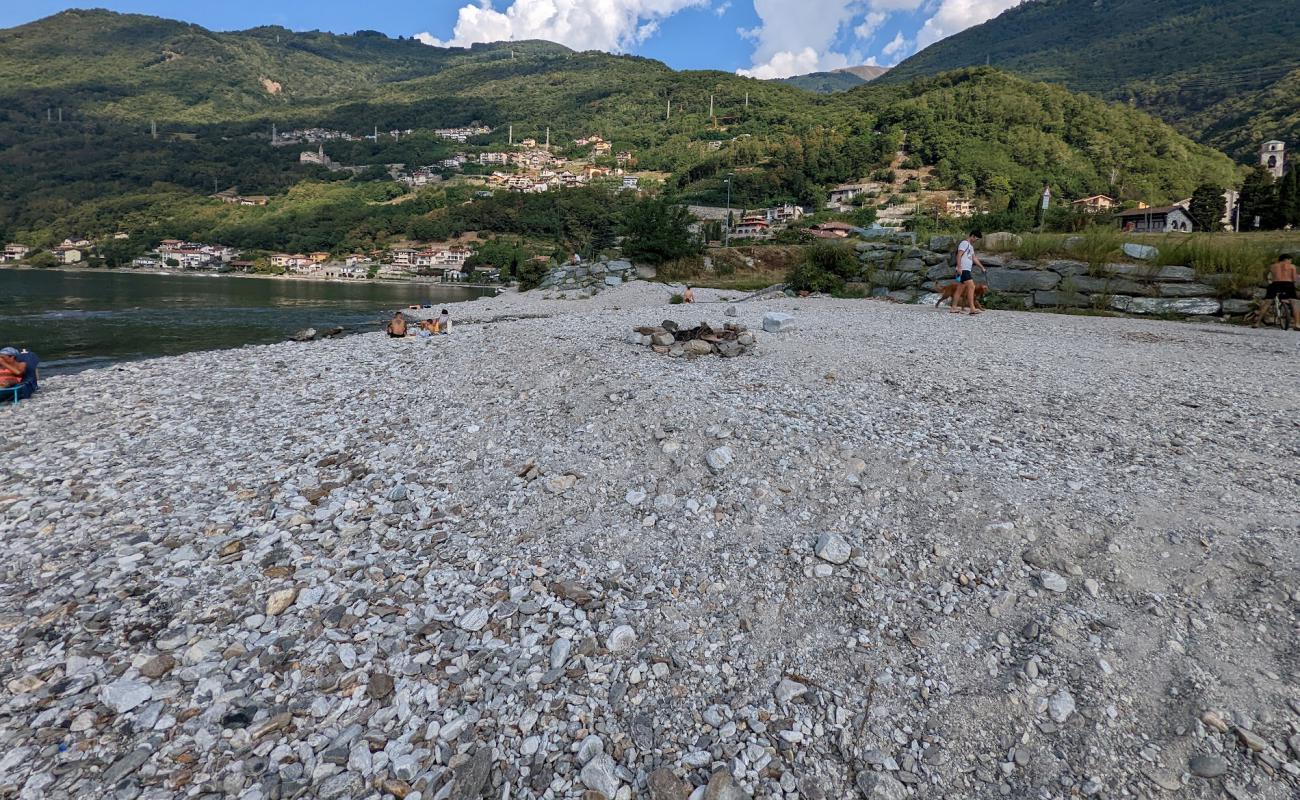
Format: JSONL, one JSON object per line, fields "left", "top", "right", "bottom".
{"left": 2, "top": 283, "right": 1298, "bottom": 800}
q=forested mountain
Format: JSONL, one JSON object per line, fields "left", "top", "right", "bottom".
{"left": 883, "top": 0, "right": 1300, "bottom": 160}
{"left": 778, "top": 66, "right": 888, "bottom": 94}
{"left": 0, "top": 10, "right": 1240, "bottom": 252}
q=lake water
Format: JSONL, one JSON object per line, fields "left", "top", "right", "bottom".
{"left": 0, "top": 269, "right": 492, "bottom": 373}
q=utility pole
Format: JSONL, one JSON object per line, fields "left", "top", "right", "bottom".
{"left": 744, "top": 92, "right": 749, "bottom": 110}
{"left": 545, "top": 126, "right": 550, "bottom": 149}
{"left": 709, "top": 93, "right": 714, "bottom": 121}
{"left": 58, "top": 107, "right": 63, "bottom": 123}
{"left": 666, "top": 98, "right": 671, "bottom": 121}
{"left": 271, "top": 122, "right": 277, "bottom": 143}
{"left": 151, "top": 120, "right": 157, "bottom": 140}
{"left": 46, "top": 108, "right": 52, "bottom": 123}
{"left": 509, "top": 124, "right": 513, "bottom": 146}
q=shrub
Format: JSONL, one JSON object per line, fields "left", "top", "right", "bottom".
{"left": 669, "top": 293, "right": 684, "bottom": 304}
{"left": 786, "top": 244, "right": 859, "bottom": 294}
{"left": 516, "top": 258, "right": 549, "bottom": 291}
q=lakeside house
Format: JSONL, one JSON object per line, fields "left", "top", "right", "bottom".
{"left": 52, "top": 246, "right": 83, "bottom": 264}
{"left": 271, "top": 253, "right": 314, "bottom": 271}
{"left": 1071, "top": 195, "right": 1117, "bottom": 214}
{"left": 1116, "top": 205, "right": 1195, "bottom": 233}
{"left": 156, "top": 240, "right": 240, "bottom": 269}
{"left": 2, "top": 244, "right": 30, "bottom": 262}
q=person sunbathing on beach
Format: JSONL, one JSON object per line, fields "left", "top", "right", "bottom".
{"left": 386, "top": 313, "right": 407, "bottom": 338}
{"left": 437, "top": 309, "right": 451, "bottom": 334}
{"left": 0, "top": 350, "right": 25, "bottom": 388}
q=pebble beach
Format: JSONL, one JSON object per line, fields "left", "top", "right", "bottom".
{"left": 2, "top": 282, "right": 1298, "bottom": 800}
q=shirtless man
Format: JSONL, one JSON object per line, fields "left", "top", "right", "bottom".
{"left": 386, "top": 312, "right": 408, "bottom": 338}
{"left": 1256, "top": 253, "right": 1298, "bottom": 328}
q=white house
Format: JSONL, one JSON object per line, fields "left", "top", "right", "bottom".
{"left": 1115, "top": 205, "right": 1196, "bottom": 233}
{"left": 2, "top": 244, "right": 30, "bottom": 262}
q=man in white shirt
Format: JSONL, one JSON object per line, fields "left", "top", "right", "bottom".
{"left": 952, "top": 231, "right": 986, "bottom": 315}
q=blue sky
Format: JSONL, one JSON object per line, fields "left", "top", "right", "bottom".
{"left": 3, "top": 1, "right": 1022, "bottom": 77}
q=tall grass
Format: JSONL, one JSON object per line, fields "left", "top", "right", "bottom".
{"left": 1007, "top": 228, "right": 1121, "bottom": 269}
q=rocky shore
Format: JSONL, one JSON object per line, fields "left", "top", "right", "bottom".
{"left": 2, "top": 283, "right": 1298, "bottom": 800}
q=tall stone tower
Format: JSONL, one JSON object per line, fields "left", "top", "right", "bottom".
{"left": 1260, "top": 140, "right": 1285, "bottom": 178}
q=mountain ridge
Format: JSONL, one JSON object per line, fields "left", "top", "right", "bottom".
{"left": 0, "top": 10, "right": 1241, "bottom": 245}
{"left": 883, "top": 0, "right": 1300, "bottom": 160}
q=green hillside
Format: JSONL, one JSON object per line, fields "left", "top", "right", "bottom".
{"left": 0, "top": 10, "right": 1240, "bottom": 251}
{"left": 883, "top": 0, "right": 1300, "bottom": 160}
{"left": 778, "top": 71, "right": 866, "bottom": 94}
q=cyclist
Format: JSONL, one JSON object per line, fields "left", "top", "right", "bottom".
{"left": 1255, "top": 252, "right": 1298, "bottom": 329}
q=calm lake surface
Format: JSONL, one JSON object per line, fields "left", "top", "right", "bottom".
{"left": 0, "top": 269, "right": 492, "bottom": 373}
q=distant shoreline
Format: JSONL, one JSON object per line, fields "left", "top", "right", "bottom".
{"left": 0, "top": 264, "right": 503, "bottom": 289}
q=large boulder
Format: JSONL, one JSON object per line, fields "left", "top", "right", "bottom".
{"left": 1045, "top": 260, "right": 1088, "bottom": 276}
{"left": 895, "top": 258, "right": 928, "bottom": 272}
{"left": 1032, "top": 290, "right": 1093, "bottom": 308}
{"left": 1221, "top": 299, "right": 1255, "bottom": 315}
{"left": 927, "top": 263, "right": 956, "bottom": 281}
{"left": 983, "top": 232, "right": 1022, "bottom": 250}
{"left": 1156, "top": 282, "right": 1215, "bottom": 297}
{"left": 1121, "top": 242, "right": 1159, "bottom": 261}
{"left": 1100, "top": 263, "right": 1195, "bottom": 282}
{"left": 1110, "top": 296, "right": 1220, "bottom": 315}
{"left": 1065, "top": 275, "right": 1146, "bottom": 295}
{"left": 984, "top": 267, "right": 1060, "bottom": 292}
{"left": 762, "top": 312, "right": 795, "bottom": 333}
{"left": 928, "top": 235, "right": 957, "bottom": 253}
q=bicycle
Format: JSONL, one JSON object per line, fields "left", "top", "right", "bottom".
{"left": 1251, "top": 295, "right": 1294, "bottom": 330}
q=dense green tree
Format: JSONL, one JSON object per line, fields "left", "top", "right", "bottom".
{"left": 1238, "top": 166, "right": 1279, "bottom": 230}
{"left": 1277, "top": 168, "right": 1300, "bottom": 229}
{"left": 1188, "top": 183, "right": 1227, "bottom": 232}
{"left": 618, "top": 197, "right": 700, "bottom": 265}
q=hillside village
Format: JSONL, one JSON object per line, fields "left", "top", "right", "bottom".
{"left": 1, "top": 129, "right": 1293, "bottom": 278}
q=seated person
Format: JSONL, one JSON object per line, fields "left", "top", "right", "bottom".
{"left": 1257, "top": 252, "right": 1298, "bottom": 328}
{"left": 418, "top": 319, "right": 437, "bottom": 337}
{"left": 437, "top": 309, "right": 451, "bottom": 334}
{"left": 385, "top": 312, "right": 408, "bottom": 338}
{"left": 0, "top": 347, "right": 38, "bottom": 399}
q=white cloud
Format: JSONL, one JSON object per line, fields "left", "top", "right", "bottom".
{"left": 881, "top": 31, "right": 910, "bottom": 58}
{"left": 715, "top": 1, "right": 732, "bottom": 16}
{"left": 738, "top": 47, "right": 853, "bottom": 79}
{"left": 854, "top": 11, "right": 887, "bottom": 41}
{"left": 737, "top": 0, "right": 861, "bottom": 78}
{"left": 915, "top": 0, "right": 1022, "bottom": 49}
{"left": 417, "top": 0, "right": 709, "bottom": 52}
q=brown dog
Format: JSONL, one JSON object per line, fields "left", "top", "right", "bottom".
{"left": 935, "top": 282, "right": 988, "bottom": 309}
